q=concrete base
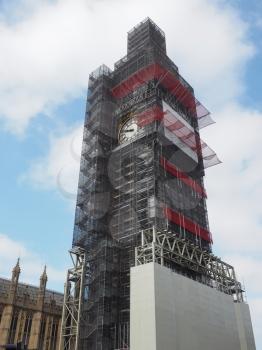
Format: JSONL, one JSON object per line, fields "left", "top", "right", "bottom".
{"left": 130, "top": 263, "right": 256, "bottom": 350}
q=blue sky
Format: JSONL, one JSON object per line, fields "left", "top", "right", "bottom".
{"left": 235, "top": 0, "right": 262, "bottom": 109}
{"left": 0, "top": 93, "right": 86, "bottom": 286}
{"left": 0, "top": 0, "right": 261, "bottom": 347}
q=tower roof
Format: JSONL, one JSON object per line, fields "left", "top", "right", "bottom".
{"left": 127, "top": 17, "right": 166, "bottom": 56}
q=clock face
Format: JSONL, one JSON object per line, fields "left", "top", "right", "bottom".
{"left": 119, "top": 117, "right": 140, "bottom": 144}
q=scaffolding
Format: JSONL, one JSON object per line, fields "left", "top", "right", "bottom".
{"left": 61, "top": 17, "right": 240, "bottom": 350}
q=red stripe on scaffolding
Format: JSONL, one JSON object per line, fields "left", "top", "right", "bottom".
{"left": 160, "top": 157, "right": 207, "bottom": 198}
{"left": 163, "top": 206, "right": 212, "bottom": 243}
{"left": 111, "top": 63, "right": 208, "bottom": 120}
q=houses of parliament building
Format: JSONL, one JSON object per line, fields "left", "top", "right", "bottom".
{"left": 0, "top": 260, "right": 63, "bottom": 349}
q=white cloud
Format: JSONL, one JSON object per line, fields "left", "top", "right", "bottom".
{"left": 0, "top": 0, "right": 254, "bottom": 133}
{"left": 0, "top": 233, "right": 66, "bottom": 288}
{"left": 22, "top": 124, "right": 83, "bottom": 199}
{"left": 202, "top": 104, "right": 262, "bottom": 254}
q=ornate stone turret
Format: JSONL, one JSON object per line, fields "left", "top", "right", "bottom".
{"left": 37, "top": 265, "right": 47, "bottom": 308}
{"left": 0, "top": 258, "right": 21, "bottom": 346}
{"left": 9, "top": 258, "right": 21, "bottom": 303}
{"left": 27, "top": 266, "right": 48, "bottom": 349}
{"left": 40, "top": 265, "right": 48, "bottom": 290}
{"left": 12, "top": 258, "right": 20, "bottom": 283}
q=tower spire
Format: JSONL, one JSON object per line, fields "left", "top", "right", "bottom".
{"left": 37, "top": 265, "right": 47, "bottom": 308}
{"left": 11, "top": 257, "right": 21, "bottom": 283}
{"left": 40, "top": 265, "right": 48, "bottom": 288}
{"left": 9, "top": 257, "right": 21, "bottom": 303}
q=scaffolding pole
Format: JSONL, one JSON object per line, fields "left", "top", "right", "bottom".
{"left": 59, "top": 247, "right": 87, "bottom": 350}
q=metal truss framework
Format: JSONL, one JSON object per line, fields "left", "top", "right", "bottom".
{"left": 135, "top": 227, "right": 244, "bottom": 302}
{"left": 59, "top": 247, "right": 87, "bottom": 350}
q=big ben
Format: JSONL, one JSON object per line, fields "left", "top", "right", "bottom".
{"left": 60, "top": 18, "right": 256, "bottom": 350}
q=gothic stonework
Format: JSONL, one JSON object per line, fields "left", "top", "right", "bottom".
{"left": 0, "top": 261, "right": 63, "bottom": 349}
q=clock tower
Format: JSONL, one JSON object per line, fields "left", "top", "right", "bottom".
{"left": 60, "top": 18, "right": 256, "bottom": 350}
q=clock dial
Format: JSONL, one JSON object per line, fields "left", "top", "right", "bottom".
{"left": 119, "top": 117, "right": 140, "bottom": 144}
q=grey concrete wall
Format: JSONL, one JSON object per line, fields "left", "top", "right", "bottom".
{"left": 130, "top": 262, "right": 157, "bottom": 350}
{"left": 235, "top": 302, "right": 256, "bottom": 350}
{"left": 130, "top": 263, "right": 256, "bottom": 350}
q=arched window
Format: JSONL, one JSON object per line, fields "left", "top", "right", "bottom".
{"left": 8, "top": 309, "right": 19, "bottom": 344}
{"left": 22, "top": 312, "right": 33, "bottom": 346}
{"left": 39, "top": 315, "right": 46, "bottom": 350}
{"left": 50, "top": 318, "right": 59, "bottom": 350}
{"left": 0, "top": 304, "right": 4, "bottom": 325}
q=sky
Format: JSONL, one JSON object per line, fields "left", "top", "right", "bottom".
{"left": 0, "top": 0, "right": 261, "bottom": 346}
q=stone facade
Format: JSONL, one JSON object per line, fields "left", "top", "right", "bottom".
{"left": 0, "top": 260, "right": 63, "bottom": 349}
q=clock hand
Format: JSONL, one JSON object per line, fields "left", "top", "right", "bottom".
{"left": 125, "top": 129, "right": 135, "bottom": 132}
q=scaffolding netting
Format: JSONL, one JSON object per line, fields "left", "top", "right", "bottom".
{"left": 111, "top": 62, "right": 214, "bottom": 128}
{"left": 163, "top": 206, "right": 212, "bottom": 243}
{"left": 160, "top": 156, "right": 207, "bottom": 198}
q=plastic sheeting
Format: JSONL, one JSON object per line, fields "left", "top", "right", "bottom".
{"left": 135, "top": 103, "right": 221, "bottom": 169}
